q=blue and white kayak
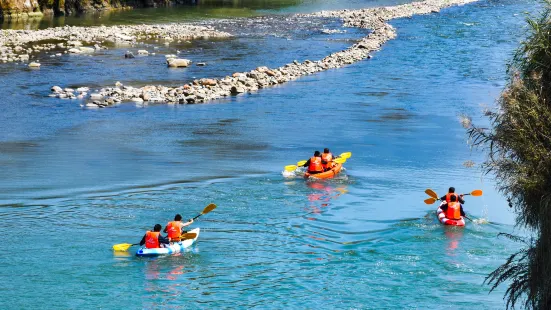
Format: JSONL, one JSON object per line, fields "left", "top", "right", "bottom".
{"left": 136, "top": 228, "right": 200, "bottom": 257}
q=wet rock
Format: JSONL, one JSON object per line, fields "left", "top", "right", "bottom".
{"left": 28, "top": 62, "right": 41, "bottom": 68}
{"left": 201, "top": 79, "right": 217, "bottom": 86}
{"left": 124, "top": 51, "right": 135, "bottom": 59}
{"left": 231, "top": 86, "right": 245, "bottom": 94}
{"left": 68, "top": 48, "right": 82, "bottom": 54}
{"left": 196, "top": 62, "right": 207, "bottom": 66}
{"left": 137, "top": 50, "right": 149, "bottom": 55}
{"left": 51, "top": 86, "right": 63, "bottom": 93}
{"left": 167, "top": 58, "right": 191, "bottom": 68}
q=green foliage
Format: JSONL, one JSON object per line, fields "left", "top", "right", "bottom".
{"left": 468, "top": 1, "right": 551, "bottom": 308}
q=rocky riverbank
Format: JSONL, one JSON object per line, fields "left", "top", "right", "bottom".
{"left": 0, "top": 23, "right": 230, "bottom": 63}
{"left": 43, "top": 0, "right": 478, "bottom": 107}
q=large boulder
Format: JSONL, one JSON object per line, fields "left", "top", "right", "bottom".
{"left": 167, "top": 58, "right": 191, "bottom": 68}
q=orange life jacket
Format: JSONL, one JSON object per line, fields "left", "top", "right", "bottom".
{"left": 308, "top": 156, "right": 323, "bottom": 172}
{"left": 166, "top": 221, "right": 182, "bottom": 239}
{"left": 321, "top": 152, "right": 333, "bottom": 169}
{"left": 445, "top": 202, "right": 461, "bottom": 220}
{"left": 145, "top": 231, "right": 160, "bottom": 248}
{"left": 445, "top": 193, "right": 459, "bottom": 203}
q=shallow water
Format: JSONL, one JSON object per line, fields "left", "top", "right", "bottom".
{"left": 1, "top": 0, "right": 411, "bottom": 29}
{"left": 0, "top": 0, "right": 538, "bottom": 308}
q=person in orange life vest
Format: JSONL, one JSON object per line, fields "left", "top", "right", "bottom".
{"left": 140, "top": 224, "right": 171, "bottom": 249}
{"left": 439, "top": 187, "right": 465, "bottom": 204}
{"left": 164, "top": 214, "right": 194, "bottom": 242}
{"left": 321, "top": 148, "right": 334, "bottom": 171}
{"left": 301, "top": 151, "right": 326, "bottom": 174}
{"left": 439, "top": 195, "right": 465, "bottom": 220}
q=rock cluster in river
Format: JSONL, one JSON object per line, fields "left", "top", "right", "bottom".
{"left": 47, "top": 0, "right": 477, "bottom": 108}
{"left": 0, "top": 24, "right": 231, "bottom": 64}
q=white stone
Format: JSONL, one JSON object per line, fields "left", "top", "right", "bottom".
{"left": 67, "top": 41, "right": 83, "bottom": 47}
{"left": 167, "top": 58, "right": 191, "bottom": 68}
{"left": 78, "top": 47, "right": 95, "bottom": 53}
{"left": 28, "top": 62, "right": 41, "bottom": 68}
{"left": 68, "top": 48, "right": 82, "bottom": 54}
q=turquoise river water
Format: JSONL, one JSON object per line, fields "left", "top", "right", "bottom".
{"left": 0, "top": 0, "right": 539, "bottom": 308}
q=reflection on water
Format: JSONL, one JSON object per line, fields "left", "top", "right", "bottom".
{"left": 444, "top": 227, "right": 464, "bottom": 254}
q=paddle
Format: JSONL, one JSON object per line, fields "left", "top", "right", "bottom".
{"left": 334, "top": 157, "right": 347, "bottom": 164}
{"left": 113, "top": 243, "right": 138, "bottom": 251}
{"left": 285, "top": 165, "right": 298, "bottom": 172}
{"left": 424, "top": 189, "right": 483, "bottom": 200}
{"left": 425, "top": 189, "right": 438, "bottom": 199}
{"left": 192, "top": 203, "right": 217, "bottom": 220}
{"left": 297, "top": 160, "right": 307, "bottom": 166}
{"left": 424, "top": 197, "right": 437, "bottom": 205}
{"left": 339, "top": 152, "right": 352, "bottom": 159}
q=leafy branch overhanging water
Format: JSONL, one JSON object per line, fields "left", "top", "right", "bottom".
{"left": 467, "top": 1, "right": 551, "bottom": 308}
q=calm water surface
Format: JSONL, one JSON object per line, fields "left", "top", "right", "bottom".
{"left": 0, "top": 0, "right": 537, "bottom": 308}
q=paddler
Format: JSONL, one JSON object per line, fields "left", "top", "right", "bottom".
{"left": 164, "top": 214, "right": 194, "bottom": 242}
{"left": 321, "top": 148, "right": 335, "bottom": 171}
{"left": 140, "top": 224, "right": 171, "bottom": 249}
{"left": 301, "top": 151, "right": 325, "bottom": 175}
{"left": 440, "top": 187, "right": 465, "bottom": 204}
{"left": 439, "top": 195, "right": 466, "bottom": 220}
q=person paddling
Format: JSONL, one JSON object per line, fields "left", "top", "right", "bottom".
{"left": 302, "top": 151, "right": 325, "bottom": 174}
{"left": 164, "top": 214, "right": 194, "bottom": 242}
{"left": 140, "top": 224, "right": 171, "bottom": 249}
{"left": 321, "top": 148, "right": 334, "bottom": 171}
{"left": 439, "top": 195, "right": 465, "bottom": 220}
{"left": 440, "top": 187, "right": 465, "bottom": 204}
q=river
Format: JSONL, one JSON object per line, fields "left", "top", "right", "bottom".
{"left": 0, "top": 0, "right": 536, "bottom": 308}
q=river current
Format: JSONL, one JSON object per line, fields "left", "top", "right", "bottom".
{"left": 0, "top": 0, "right": 537, "bottom": 308}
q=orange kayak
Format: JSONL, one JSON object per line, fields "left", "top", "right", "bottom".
{"left": 304, "top": 163, "right": 343, "bottom": 179}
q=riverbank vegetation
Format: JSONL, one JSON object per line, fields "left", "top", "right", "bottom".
{"left": 467, "top": 1, "right": 551, "bottom": 308}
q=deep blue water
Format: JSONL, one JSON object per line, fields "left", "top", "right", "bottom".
{"left": 0, "top": 0, "right": 538, "bottom": 308}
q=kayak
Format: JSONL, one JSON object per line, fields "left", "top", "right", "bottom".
{"left": 436, "top": 203, "right": 465, "bottom": 227}
{"left": 136, "top": 228, "right": 200, "bottom": 257}
{"left": 304, "top": 163, "right": 343, "bottom": 179}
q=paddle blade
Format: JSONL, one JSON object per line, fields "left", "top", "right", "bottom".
{"left": 339, "top": 152, "right": 352, "bottom": 159}
{"left": 470, "top": 189, "right": 483, "bottom": 196}
{"left": 297, "top": 160, "right": 307, "bottom": 166}
{"left": 180, "top": 232, "right": 197, "bottom": 240}
{"left": 285, "top": 165, "right": 298, "bottom": 172}
{"left": 425, "top": 189, "right": 438, "bottom": 199}
{"left": 202, "top": 203, "right": 217, "bottom": 215}
{"left": 112, "top": 243, "right": 133, "bottom": 251}
{"left": 334, "top": 157, "right": 347, "bottom": 164}
{"left": 424, "top": 197, "right": 437, "bottom": 204}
